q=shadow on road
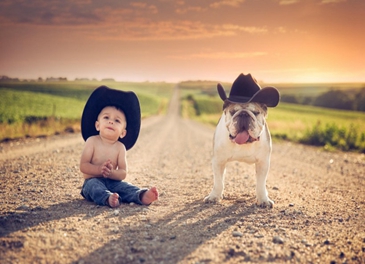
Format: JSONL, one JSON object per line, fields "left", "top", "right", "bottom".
{"left": 74, "top": 198, "right": 258, "bottom": 263}
{"left": 0, "top": 199, "right": 100, "bottom": 238}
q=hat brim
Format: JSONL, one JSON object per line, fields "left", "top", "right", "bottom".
{"left": 227, "top": 87, "right": 280, "bottom": 107}
{"left": 81, "top": 86, "right": 141, "bottom": 150}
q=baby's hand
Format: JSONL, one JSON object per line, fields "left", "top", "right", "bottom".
{"left": 101, "top": 160, "right": 113, "bottom": 178}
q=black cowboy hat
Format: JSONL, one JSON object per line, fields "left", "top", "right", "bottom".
{"left": 218, "top": 73, "right": 280, "bottom": 107}
{"left": 81, "top": 86, "right": 141, "bottom": 150}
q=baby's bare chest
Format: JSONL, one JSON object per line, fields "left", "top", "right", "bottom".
{"left": 92, "top": 145, "right": 119, "bottom": 165}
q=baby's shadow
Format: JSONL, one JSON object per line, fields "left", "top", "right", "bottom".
{"left": 0, "top": 199, "right": 103, "bottom": 237}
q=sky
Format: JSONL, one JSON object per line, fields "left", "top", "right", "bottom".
{"left": 0, "top": 0, "right": 364, "bottom": 83}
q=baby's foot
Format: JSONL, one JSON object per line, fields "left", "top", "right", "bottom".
{"left": 108, "top": 193, "right": 120, "bottom": 208}
{"left": 141, "top": 187, "right": 159, "bottom": 205}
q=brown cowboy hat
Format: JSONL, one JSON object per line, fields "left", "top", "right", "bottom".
{"left": 81, "top": 86, "right": 141, "bottom": 150}
{"left": 218, "top": 73, "right": 280, "bottom": 107}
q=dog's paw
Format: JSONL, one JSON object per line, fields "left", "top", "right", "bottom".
{"left": 257, "top": 198, "right": 274, "bottom": 208}
{"left": 204, "top": 194, "right": 222, "bottom": 203}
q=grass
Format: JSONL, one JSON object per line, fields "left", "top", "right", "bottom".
{"left": 267, "top": 103, "right": 365, "bottom": 139}
{"left": 0, "top": 81, "right": 174, "bottom": 141}
{"left": 180, "top": 80, "right": 365, "bottom": 97}
{"left": 1, "top": 89, "right": 85, "bottom": 123}
{"left": 181, "top": 92, "right": 365, "bottom": 152}
{"left": 2, "top": 80, "right": 364, "bottom": 152}
{"left": 274, "top": 82, "right": 364, "bottom": 97}
{"left": 300, "top": 122, "right": 365, "bottom": 152}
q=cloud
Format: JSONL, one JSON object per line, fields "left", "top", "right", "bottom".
{"left": 210, "top": 0, "right": 245, "bottom": 8}
{"left": 169, "top": 51, "right": 267, "bottom": 60}
{"left": 274, "top": 27, "right": 287, "bottom": 33}
{"left": 221, "top": 24, "right": 268, "bottom": 34}
{"left": 88, "top": 21, "right": 236, "bottom": 41}
{"left": 320, "top": 0, "right": 346, "bottom": 4}
{"left": 0, "top": 0, "right": 102, "bottom": 25}
{"left": 0, "top": 0, "right": 267, "bottom": 41}
{"left": 109, "top": 22, "right": 266, "bottom": 41}
{"left": 175, "top": 6, "right": 204, "bottom": 14}
{"left": 273, "top": 0, "right": 347, "bottom": 6}
{"left": 129, "top": 2, "right": 158, "bottom": 13}
{"left": 277, "top": 0, "right": 300, "bottom": 5}
{"left": 0, "top": 0, "right": 157, "bottom": 26}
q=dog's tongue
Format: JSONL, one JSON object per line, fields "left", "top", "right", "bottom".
{"left": 234, "top": 131, "right": 250, "bottom": 144}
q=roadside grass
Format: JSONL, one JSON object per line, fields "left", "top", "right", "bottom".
{"left": 181, "top": 92, "right": 365, "bottom": 152}
{"left": 1, "top": 89, "right": 85, "bottom": 124}
{"left": 0, "top": 81, "right": 174, "bottom": 141}
{"left": 180, "top": 80, "right": 365, "bottom": 98}
{"left": 268, "top": 103, "right": 365, "bottom": 152}
{"left": 3, "top": 79, "right": 364, "bottom": 152}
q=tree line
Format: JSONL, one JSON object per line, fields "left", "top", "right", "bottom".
{"left": 281, "top": 87, "right": 365, "bottom": 112}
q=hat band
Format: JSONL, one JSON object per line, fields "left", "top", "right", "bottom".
{"left": 227, "top": 95, "right": 252, "bottom": 103}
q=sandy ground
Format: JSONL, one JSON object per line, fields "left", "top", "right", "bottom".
{"left": 1, "top": 86, "right": 364, "bottom": 264}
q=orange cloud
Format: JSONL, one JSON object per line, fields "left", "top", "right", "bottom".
{"left": 210, "top": 0, "right": 245, "bottom": 8}
{"left": 320, "top": 0, "right": 346, "bottom": 3}
{"left": 84, "top": 18, "right": 268, "bottom": 41}
{"left": 169, "top": 51, "right": 267, "bottom": 60}
{"left": 221, "top": 24, "right": 267, "bottom": 34}
{"left": 175, "top": 6, "right": 205, "bottom": 14}
{"left": 129, "top": 2, "right": 158, "bottom": 13}
{"left": 277, "top": 0, "right": 300, "bottom": 5}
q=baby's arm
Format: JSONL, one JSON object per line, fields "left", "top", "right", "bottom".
{"left": 80, "top": 137, "right": 104, "bottom": 178}
{"left": 104, "top": 144, "right": 127, "bottom": 181}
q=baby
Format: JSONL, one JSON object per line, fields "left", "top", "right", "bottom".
{"left": 79, "top": 86, "right": 158, "bottom": 208}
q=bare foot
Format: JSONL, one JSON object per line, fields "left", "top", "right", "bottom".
{"left": 141, "top": 187, "right": 159, "bottom": 205}
{"left": 108, "top": 193, "right": 120, "bottom": 208}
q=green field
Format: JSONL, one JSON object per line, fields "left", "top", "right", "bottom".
{"left": 180, "top": 83, "right": 365, "bottom": 152}
{"left": 0, "top": 81, "right": 174, "bottom": 140}
{"left": 180, "top": 80, "right": 364, "bottom": 95}
{"left": 1, "top": 80, "right": 365, "bottom": 152}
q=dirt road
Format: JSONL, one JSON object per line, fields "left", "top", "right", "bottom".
{"left": 1, "top": 86, "right": 364, "bottom": 264}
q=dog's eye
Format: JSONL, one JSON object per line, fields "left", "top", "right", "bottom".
{"left": 252, "top": 112, "right": 259, "bottom": 116}
{"left": 230, "top": 110, "right": 236, "bottom": 116}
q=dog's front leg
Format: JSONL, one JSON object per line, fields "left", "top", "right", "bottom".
{"left": 255, "top": 158, "right": 274, "bottom": 208}
{"left": 204, "top": 157, "right": 226, "bottom": 203}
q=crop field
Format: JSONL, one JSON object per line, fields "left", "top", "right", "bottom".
{"left": 181, "top": 94, "right": 365, "bottom": 134}
{"left": 276, "top": 82, "right": 364, "bottom": 97}
{"left": 0, "top": 81, "right": 174, "bottom": 140}
{"left": 180, "top": 82, "right": 365, "bottom": 152}
{"left": 1, "top": 80, "right": 364, "bottom": 151}
{"left": 180, "top": 80, "right": 364, "bottom": 97}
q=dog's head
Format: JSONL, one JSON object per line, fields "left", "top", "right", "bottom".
{"left": 217, "top": 74, "right": 279, "bottom": 144}
{"left": 223, "top": 100, "right": 267, "bottom": 144}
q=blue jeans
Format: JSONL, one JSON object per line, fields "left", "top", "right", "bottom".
{"left": 81, "top": 178, "right": 147, "bottom": 206}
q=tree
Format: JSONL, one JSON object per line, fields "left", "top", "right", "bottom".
{"left": 313, "top": 89, "right": 353, "bottom": 110}
{"left": 354, "top": 87, "right": 365, "bottom": 111}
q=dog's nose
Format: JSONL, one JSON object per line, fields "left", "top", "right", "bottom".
{"left": 239, "top": 112, "right": 249, "bottom": 118}
{"left": 233, "top": 109, "right": 250, "bottom": 119}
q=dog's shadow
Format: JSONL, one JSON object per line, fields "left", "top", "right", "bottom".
{"left": 74, "top": 198, "right": 260, "bottom": 263}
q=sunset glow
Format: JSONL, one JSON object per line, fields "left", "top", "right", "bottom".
{"left": 0, "top": 0, "right": 364, "bottom": 83}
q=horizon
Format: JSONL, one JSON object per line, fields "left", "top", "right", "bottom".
{"left": 2, "top": 74, "right": 365, "bottom": 86}
{"left": 1, "top": 0, "right": 365, "bottom": 84}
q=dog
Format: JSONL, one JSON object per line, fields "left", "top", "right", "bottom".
{"left": 204, "top": 73, "right": 280, "bottom": 207}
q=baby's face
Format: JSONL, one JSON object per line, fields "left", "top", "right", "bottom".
{"left": 96, "top": 106, "right": 127, "bottom": 140}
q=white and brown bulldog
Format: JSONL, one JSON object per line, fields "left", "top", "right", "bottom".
{"left": 204, "top": 73, "right": 280, "bottom": 207}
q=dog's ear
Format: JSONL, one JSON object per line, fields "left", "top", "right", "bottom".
{"left": 223, "top": 100, "right": 231, "bottom": 111}
{"left": 260, "top": 104, "right": 268, "bottom": 117}
{"left": 217, "top": 83, "right": 227, "bottom": 101}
